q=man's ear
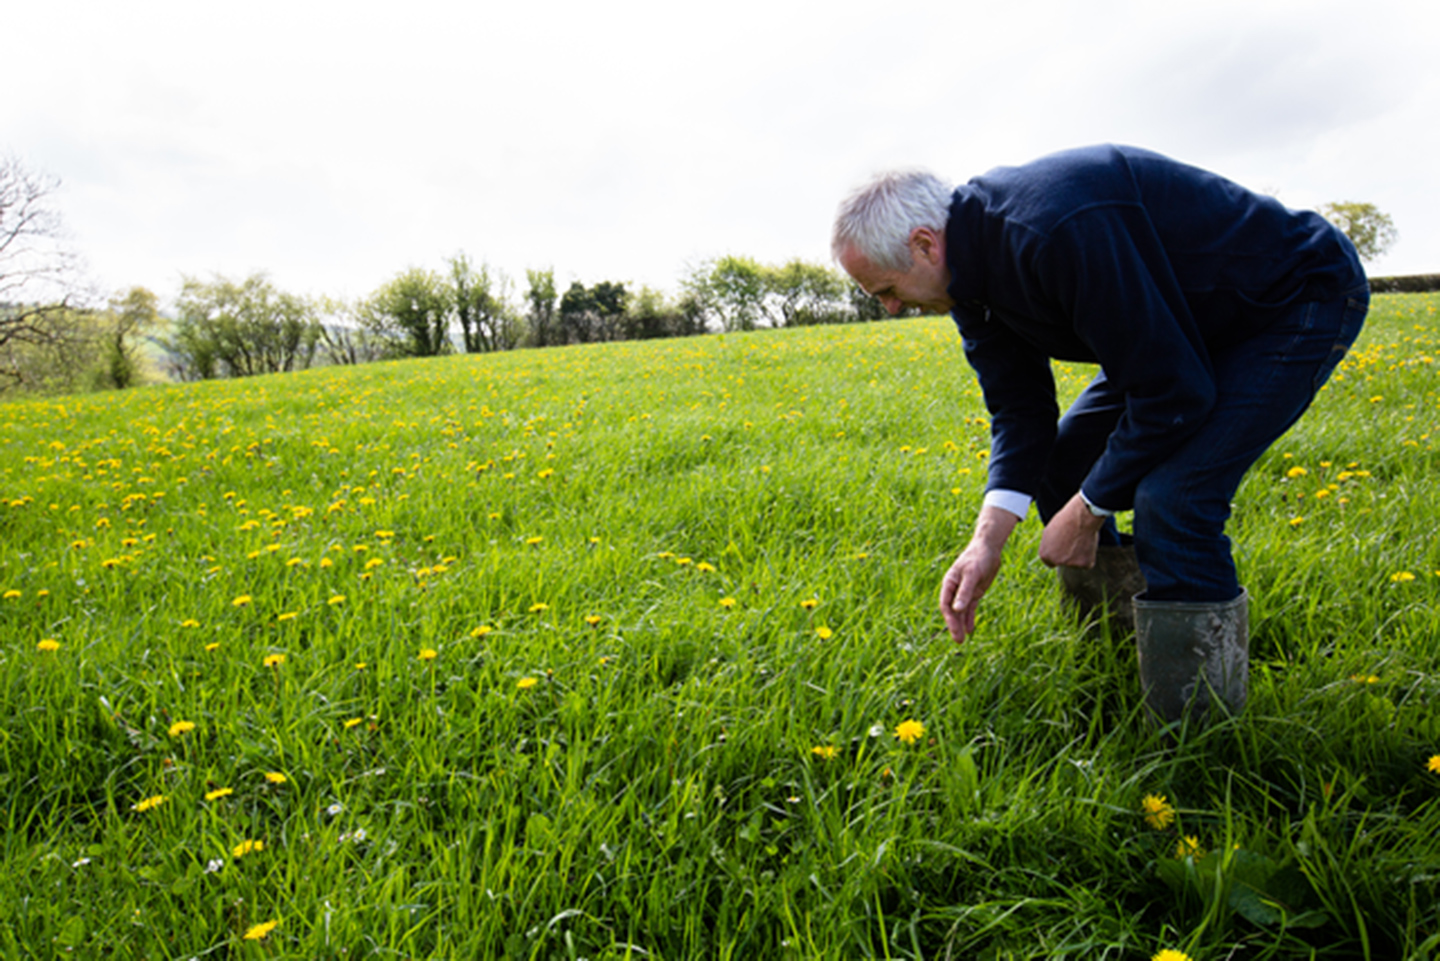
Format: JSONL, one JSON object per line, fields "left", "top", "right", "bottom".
{"left": 908, "top": 227, "right": 945, "bottom": 266}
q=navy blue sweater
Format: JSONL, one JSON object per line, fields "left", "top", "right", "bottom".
{"left": 945, "top": 144, "right": 1365, "bottom": 511}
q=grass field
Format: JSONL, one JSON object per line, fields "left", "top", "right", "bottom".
{"left": 2, "top": 294, "right": 1437, "bottom": 959}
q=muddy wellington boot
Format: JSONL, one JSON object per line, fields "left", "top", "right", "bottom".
{"left": 1057, "top": 544, "right": 1148, "bottom": 634}
{"left": 1133, "top": 589, "right": 1249, "bottom": 727}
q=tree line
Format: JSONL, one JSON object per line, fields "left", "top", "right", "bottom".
{"left": 0, "top": 153, "right": 1404, "bottom": 392}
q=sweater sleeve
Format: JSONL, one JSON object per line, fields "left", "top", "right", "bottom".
{"left": 955, "top": 306, "right": 1060, "bottom": 500}
{"left": 1038, "top": 205, "right": 1217, "bottom": 510}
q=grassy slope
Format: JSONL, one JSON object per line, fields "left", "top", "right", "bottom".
{"left": 0, "top": 295, "right": 1436, "bottom": 959}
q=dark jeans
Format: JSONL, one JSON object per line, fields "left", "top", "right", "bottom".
{"left": 1036, "top": 284, "right": 1370, "bottom": 601}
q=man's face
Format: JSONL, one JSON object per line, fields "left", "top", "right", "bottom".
{"left": 838, "top": 229, "right": 954, "bottom": 316}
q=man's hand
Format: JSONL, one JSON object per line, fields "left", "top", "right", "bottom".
{"left": 939, "top": 505, "right": 1020, "bottom": 644}
{"left": 1038, "top": 492, "right": 1107, "bottom": 569}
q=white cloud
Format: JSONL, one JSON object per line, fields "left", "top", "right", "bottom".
{"left": 5, "top": 0, "right": 1437, "bottom": 305}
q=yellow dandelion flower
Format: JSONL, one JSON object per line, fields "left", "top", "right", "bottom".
{"left": 528, "top": 602, "right": 549, "bottom": 613}
{"left": 800, "top": 598, "right": 819, "bottom": 610}
{"left": 696, "top": 561, "right": 715, "bottom": 572}
{"left": 1289, "top": 516, "right": 1305, "bottom": 527}
{"left": 1285, "top": 466, "right": 1308, "bottom": 478}
{"left": 364, "top": 558, "right": 384, "bottom": 570}
{"left": 1141, "top": 793, "right": 1175, "bottom": 830}
{"left": 264, "top": 772, "right": 287, "bottom": 785}
{"left": 1152, "top": 951, "right": 1192, "bottom": 961}
{"left": 516, "top": 676, "right": 538, "bottom": 690}
{"left": 205, "top": 642, "right": 221, "bottom": 652}
{"left": 231, "top": 839, "right": 264, "bottom": 858}
{"left": 1390, "top": 571, "right": 1416, "bottom": 583}
{"left": 811, "top": 745, "right": 839, "bottom": 760}
{"left": 815, "top": 626, "right": 833, "bottom": 640}
{"left": 344, "top": 717, "right": 364, "bottom": 729}
{"left": 418, "top": 648, "right": 438, "bottom": 661}
{"left": 263, "top": 653, "right": 286, "bottom": 668}
{"left": 243, "top": 919, "right": 280, "bottom": 941}
{"left": 585, "top": 615, "right": 602, "bottom": 627}
{"left": 470, "top": 625, "right": 493, "bottom": 638}
{"left": 718, "top": 597, "right": 737, "bottom": 609}
{"left": 277, "top": 611, "right": 298, "bottom": 622}
{"left": 180, "top": 619, "right": 200, "bottom": 628}
{"left": 37, "top": 638, "right": 61, "bottom": 652}
{"left": 525, "top": 536, "right": 543, "bottom": 545}
{"left": 3, "top": 590, "right": 20, "bottom": 600}
{"left": 232, "top": 594, "right": 252, "bottom": 607}
{"left": 319, "top": 557, "right": 333, "bottom": 568}
{"left": 132, "top": 795, "right": 166, "bottom": 812}
{"left": 168, "top": 720, "right": 196, "bottom": 737}
{"left": 1175, "top": 835, "right": 1204, "bottom": 859}
{"left": 894, "top": 719, "right": 925, "bottom": 744}
{"left": 1428, "top": 755, "right": 1440, "bottom": 775}
{"left": 204, "top": 787, "right": 233, "bottom": 801}
{"left": 1350, "top": 673, "right": 1379, "bottom": 684}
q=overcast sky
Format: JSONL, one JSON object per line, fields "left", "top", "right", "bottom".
{"left": 6, "top": 0, "right": 1437, "bottom": 306}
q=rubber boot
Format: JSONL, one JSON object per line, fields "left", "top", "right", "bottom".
{"left": 1057, "top": 545, "right": 1148, "bottom": 635}
{"left": 1133, "top": 589, "right": 1249, "bottom": 727}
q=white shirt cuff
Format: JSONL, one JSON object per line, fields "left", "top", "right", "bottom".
{"left": 1079, "top": 489, "right": 1116, "bottom": 517}
{"left": 983, "top": 489, "right": 1032, "bottom": 520}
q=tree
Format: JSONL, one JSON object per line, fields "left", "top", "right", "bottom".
{"left": 768, "top": 259, "right": 848, "bottom": 326}
{"left": 590, "top": 280, "right": 627, "bottom": 342}
{"left": 1, "top": 155, "right": 84, "bottom": 385}
{"left": 450, "top": 254, "right": 519, "bottom": 353}
{"left": 363, "top": 268, "right": 452, "bottom": 358}
{"left": 706, "top": 255, "right": 770, "bottom": 331}
{"left": 558, "top": 281, "right": 597, "bottom": 344}
{"left": 1318, "top": 201, "right": 1398, "bottom": 263}
{"left": 167, "top": 274, "right": 321, "bottom": 380}
{"left": 96, "top": 287, "right": 159, "bottom": 389}
{"left": 314, "top": 296, "right": 389, "bottom": 366}
{"left": 525, "top": 269, "right": 558, "bottom": 347}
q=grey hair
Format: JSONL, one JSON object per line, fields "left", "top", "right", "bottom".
{"left": 831, "top": 169, "right": 953, "bottom": 271}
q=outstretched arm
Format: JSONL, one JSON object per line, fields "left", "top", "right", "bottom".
{"left": 939, "top": 504, "right": 1022, "bottom": 644}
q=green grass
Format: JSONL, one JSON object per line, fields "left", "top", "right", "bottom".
{"left": 1, "top": 295, "right": 1437, "bottom": 959}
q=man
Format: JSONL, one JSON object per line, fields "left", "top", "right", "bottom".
{"left": 832, "top": 145, "right": 1368, "bottom": 726}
